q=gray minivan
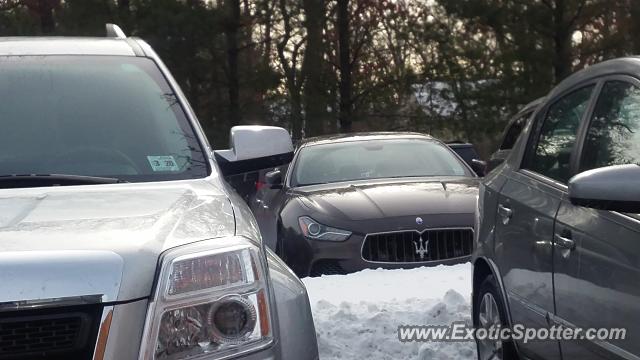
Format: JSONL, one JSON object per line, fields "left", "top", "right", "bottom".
{"left": 473, "top": 57, "right": 640, "bottom": 360}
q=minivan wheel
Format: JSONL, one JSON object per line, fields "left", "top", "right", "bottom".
{"left": 474, "top": 276, "right": 518, "bottom": 360}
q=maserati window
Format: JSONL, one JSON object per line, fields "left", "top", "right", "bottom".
{"left": 0, "top": 56, "right": 208, "bottom": 187}
{"left": 291, "top": 139, "right": 473, "bottom": 187}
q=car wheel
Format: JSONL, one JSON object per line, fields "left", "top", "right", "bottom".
{"left": 473, "top": 275, "right": 519, "bottom": 360}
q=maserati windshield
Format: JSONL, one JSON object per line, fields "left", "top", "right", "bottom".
{"left": 0, "top": 56, "right": 208, "bottom": 186}
{"left": 292, "top": 139, "right": 472, "bottom": 186}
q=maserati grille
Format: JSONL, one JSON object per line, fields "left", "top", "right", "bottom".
{"left": 362, "top": 228, "right": 473, "bottom": 263}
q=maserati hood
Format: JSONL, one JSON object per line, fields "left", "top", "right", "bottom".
{"left": 293, "top": 177, "right": 479, "bottom": 221}
{"left": 0, "top": 179, "right": 235, "bottom": 303}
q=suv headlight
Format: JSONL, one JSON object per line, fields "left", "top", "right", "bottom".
{"left": 298, "top": 216, "right": 352, "bottom": 241}
{"left": 139, "top": 237, "right": 274, "bottom": 360}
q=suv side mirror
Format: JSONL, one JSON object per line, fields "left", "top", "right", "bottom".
{"left": 568, "top": 164, "right": 640, "bottom": 213}
{"left": 265, "top": 169, "right": 283, "bottom": 189}
{"left": 471, "top": 159, "right": 487, "bottom": 177}
{"left": 215, "top": 126, "right": 294, "bottom": 176}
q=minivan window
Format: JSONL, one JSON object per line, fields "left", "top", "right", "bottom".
{"left": 580, "top": 81, "right": 640, "bottom": 172}
{"left": 500, "top": 112, "right": 530, "bottom": 150}
{"left": 0, "top": 56, "right": 208, "bottom": 185}
{"left": 526, "top": 86, "right": 594, "bottom": 183}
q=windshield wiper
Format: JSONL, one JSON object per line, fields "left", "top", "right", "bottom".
{"left": 296, "top": 182, "right": 331, "bottom": 187}
{"left": 0, "top": 174, "right": 128, "bottom": 189}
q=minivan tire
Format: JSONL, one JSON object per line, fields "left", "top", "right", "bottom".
{"left": 473, "top": 275, "right": 519, "bottom": 360}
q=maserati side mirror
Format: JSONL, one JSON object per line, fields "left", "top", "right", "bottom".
{"left": 471, "top": 159, "right": 487, "bottom": 177}
{"left": 265, "top": 169, "right": 284, "bottom": 189}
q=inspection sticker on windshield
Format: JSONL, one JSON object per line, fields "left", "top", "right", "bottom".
{"left": 147, "top": 155, "right": 180, "bottom": 172}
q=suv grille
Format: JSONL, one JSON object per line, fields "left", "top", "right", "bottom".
{"left": 362, "top": 228, "right": 473, "bottom": 263}
{"left": 0, "top": 305, "right": 102, "bottom": 360}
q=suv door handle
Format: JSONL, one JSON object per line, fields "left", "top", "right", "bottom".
{"left": 498, "top": 204, "right": 513, "bottom": 224}
{"left": 555, "top": 233, "right": 576, "bottom": 250}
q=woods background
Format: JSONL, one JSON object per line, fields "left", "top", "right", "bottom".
{"left": 1, "top": 0, "right": 638, "bottom": 156}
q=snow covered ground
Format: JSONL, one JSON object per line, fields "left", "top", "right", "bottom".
{"left": 302, "top": 264, "right": 477, "bottom": 360}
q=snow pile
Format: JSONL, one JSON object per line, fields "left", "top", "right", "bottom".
{"left": 303, "top": 264, "right": 477, "bottom": 360}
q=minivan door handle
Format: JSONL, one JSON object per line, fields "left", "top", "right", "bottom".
{"left": 555, "top": 233, "right": 576, "bottom": 250}
{"left": 497, "top": 204, "right": 513, "bottom": 224}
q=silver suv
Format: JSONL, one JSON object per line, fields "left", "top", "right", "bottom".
{"left": 0, "top": 25, "right": 318, "bottom": 360}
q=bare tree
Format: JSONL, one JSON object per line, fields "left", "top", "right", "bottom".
{"left": 277, "top": 0, "right": 305, "bottom": 138}
{"left": 301, "top": 0, "right": 329, "bottom": 136}
{"left": 337, "top": 0, "right": 352, "bottom": 132}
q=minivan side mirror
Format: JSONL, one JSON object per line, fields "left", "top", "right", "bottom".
{"left": 215, "top": 126, "right": 294, "bottom": 176}
{"left": 265, "top": 169, "right": 283, "bottom": 189}
{"left": 471, "top": 159, "right": 487, "bottom": 177}
{"left": 568, "top": 164, "right": 640, "bottom": 213}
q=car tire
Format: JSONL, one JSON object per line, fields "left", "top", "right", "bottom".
{"left": 473, "top": 275, "right": 519, "bottom": 360}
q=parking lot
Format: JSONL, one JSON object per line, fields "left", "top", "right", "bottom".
{"left": 3, "top": 2, "right": 640, "bottom": 360}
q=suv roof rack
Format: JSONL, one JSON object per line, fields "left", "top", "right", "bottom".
{"left": 105, "top": 23, "right": 126, "bottom": 39}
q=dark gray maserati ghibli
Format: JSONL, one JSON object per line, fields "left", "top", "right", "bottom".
{"left": 254, "top": 133, "right": 480, "bottom": 277}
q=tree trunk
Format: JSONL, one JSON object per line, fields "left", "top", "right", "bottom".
{"left": 290, "top": 92, "right": 304, "bottom": 140}
{"left": 552, "top": 0, "right": 572, "bottom": 82}
{"left": 117, "top": 0, "right": 129, "bottom": 11}
{"left": 277, "top": 0, "right": 304, "bottom": 139}
{"left": 631, "top": 3, "right": 640, "bottom": 54}
{"left": 301, "top": 0, "right": 328, "bottom": 137}
{"left": 225, "top": 0, "right": 242, "bottom": 126}
{"left": 35, "top": 0, "right": 56, "bottom": 34}
{"left": 262, "top": 1, "right": 273, "bottom": 67}
{"left": 337, "top": 0, "right": 352, "bottom": 132}
{"left": 117, "top": 0, "right": 130, "bottom": 29}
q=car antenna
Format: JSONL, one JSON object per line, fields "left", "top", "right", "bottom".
{"left": 106, "top": 23, "right": 127, "bottom": 39}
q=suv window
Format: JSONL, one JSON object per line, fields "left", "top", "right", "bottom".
{"left": 526, "top": 86, "right": 594, "bottom": 183}
{"left": 500, "top": 111, "right": 530, "bottom": 150}
{"left": 580, "top": 81, "right": 640, "bottom": 172}
{"left": 0, "top": 56, "right": 208, "bottom": 184}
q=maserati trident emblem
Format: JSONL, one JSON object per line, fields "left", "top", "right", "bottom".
{"left": 415, "top": 217, "right": 423, "bottom": 225}
{"left": 414, "top": 235, "right": 429, "bottom": 260}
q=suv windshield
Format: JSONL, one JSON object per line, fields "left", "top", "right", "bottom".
{"left": 0, "top": 56, "right": 208, "bottom": 185}
{"left": 291, "top": 138, "right": 472, "bottom": 186}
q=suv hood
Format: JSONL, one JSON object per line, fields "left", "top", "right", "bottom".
{"left": 0, "top": 179, "right": 235, "bottom": 303}
{"left": 293, "top": 177, "right": 478, "bottom": 221}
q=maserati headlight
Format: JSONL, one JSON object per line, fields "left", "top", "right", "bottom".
{"left": 139, "top": 237, "right": 273, "bottom": 360}
{"left": 298, "top": 216, "right": 352, "bottom": 241}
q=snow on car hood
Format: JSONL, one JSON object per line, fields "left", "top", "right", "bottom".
{"left": 293, "top": 177, "right": 479, "bottom": 221}
{"left": 0, "top": 179, "right": 235, "bottom": 302}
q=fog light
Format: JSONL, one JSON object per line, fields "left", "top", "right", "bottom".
{"left": 208, "top": 296, "right": 257, "bottom": 345}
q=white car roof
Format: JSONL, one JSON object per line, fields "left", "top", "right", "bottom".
{"left": 0, "top": 37, "right": 137, "bottom": 56}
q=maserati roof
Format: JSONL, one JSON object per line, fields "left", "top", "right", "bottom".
{"left": 299, "top": 132, "right": 434, "bottom": 148}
